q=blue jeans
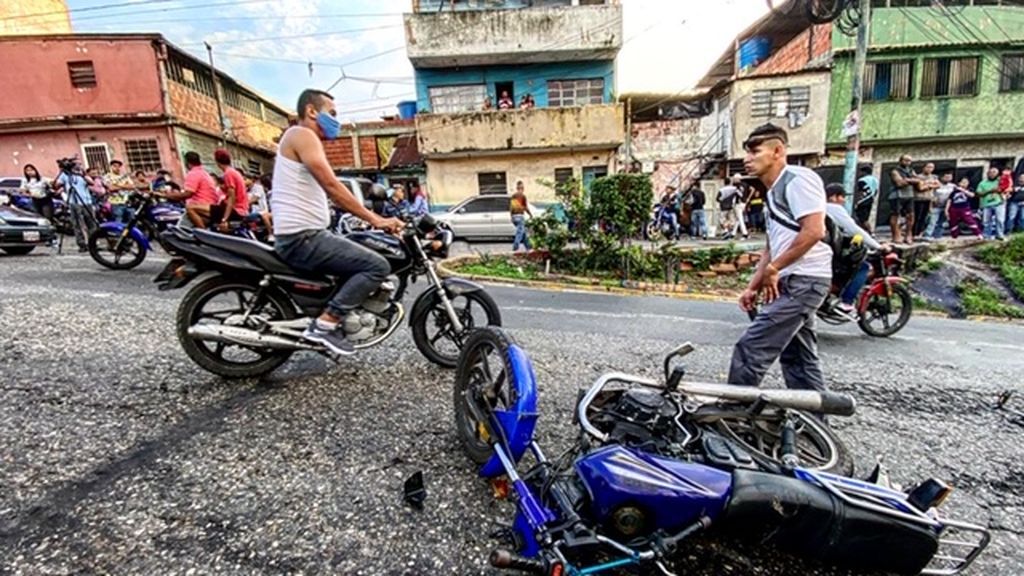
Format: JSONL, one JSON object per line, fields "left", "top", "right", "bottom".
{"left": 841, "top": 262, "right": 871, "bottom": 304}
{"left": 690, "top": 209, "right": 707, "bottom": 238}
{"left": 664, "top": 212, "right": 680, "bottom": 238}
{"left": 1007, "top": 201, "right": 1024, "bottom": 234}
{"left": 275, "top": 230, "right": 390, "bottom": 317}
{"left": 512, "top": 214, "right": 530, "bottom": 251}
{"left": 983, "top": 204, "right": 1006, "bottom": 239}
{"left": 926, "top": 207, "right": 947, "bottom": 239}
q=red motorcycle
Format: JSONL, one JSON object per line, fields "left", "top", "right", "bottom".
{"left": 748, "top": 251, "right": 912, "bottom": 338}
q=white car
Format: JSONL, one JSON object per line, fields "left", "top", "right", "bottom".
{"left": 433, "top": 195, "right": 540, "bottom": 241}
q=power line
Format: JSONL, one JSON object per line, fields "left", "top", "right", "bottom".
{"left": 178, "top": 24, "right": 402, "bottom": 47}
{"left": 0, "top": 0, "right": 182, "bottom": 21}
{"left": 73, "top": 12, "right": 403, "bottom": 26}
{"left": 62, "top": 0, "right": 281, "bottom": 22}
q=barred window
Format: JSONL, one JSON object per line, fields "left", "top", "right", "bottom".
{"left": 123, "top": 139, "right": 162, "bottom": 174}
{"left": 547, "top": 78, "right": 604, "bottom": 107}
{"left": 750, "top": 86, "right": 810, "bottom": 119}
{"left": 921, "top": 57, "right": 979, "bottom": 98}
{"left": 1001, "top": 54, "right": 1024, "bottom": 92}
{"left": 166, "top": 54, "right": 216, "bottom": 98}
{"left": 247, "top": 159, "right": 262, "bottom": 175}
{"left": 225, "top": 87, "right": 263, "bottom": 118}
{"left": 864, "top": 60, "right": 914, "bottom": 102}
{"left": 429, "top": 84, "right": 486, "bottom": 113}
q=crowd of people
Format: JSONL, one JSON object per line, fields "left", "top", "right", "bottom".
{"left": 859, "top": 155, "right": 1024, "bottom": 243}
{"left": 654, "top": 178, "right": 766, "bottom": 242}
{"left": 482, "top": 91, "right": 536, "bottom": 111}
{"left": 11, "top": 150, "right": 274, "bottom": 251}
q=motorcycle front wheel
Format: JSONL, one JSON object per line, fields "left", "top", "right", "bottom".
{"left": 411, "top": 288, "right": 501, "bottom": 368}
{"left": 715, "top": 411, "right": 854, "bottom": 476}
{"left": 643, "top": 220, "right": 663, "bottom": 242}
{"left": 453, "top": 327, "right": 519, "bottom": 465}
{"left": 858, "top": 283, "right": 912, "bottom": 337}
{"left": 88, "top": 227, "right": 146, "bottom": 270}
{"left": 176, "top": 274, "right": 295, "bottom": 379}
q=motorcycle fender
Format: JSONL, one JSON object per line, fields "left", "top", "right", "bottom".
{"left": 480, "top": 343, "right": 539, "bottom": 478}
{"left": 407, "top": 278, "right": 487, "bottom": 327}
{"left": 153, "top": 258, "right": 202, "bottom": 291}
{"left": 858, "top": 277, "right": 905, "bottom": 311}
{"left": 100, "top": 221, "right": 151, "bottom": 252}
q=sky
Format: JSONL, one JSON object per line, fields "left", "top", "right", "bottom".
{"left": 65, "top": 0, "right": 769, "bottom": 121}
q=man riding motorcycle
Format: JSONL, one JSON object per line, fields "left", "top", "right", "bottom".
{"left": 824, "top": 183, "right": 891, "bottom": 316}
{"left": 272, "top": 89, "right": 404, "bottom": 356}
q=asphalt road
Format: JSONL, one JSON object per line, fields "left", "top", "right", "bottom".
{"left": 1, "top": 249, "right": 1022, "bottom": 575}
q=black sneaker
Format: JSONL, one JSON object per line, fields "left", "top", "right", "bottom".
{"left": 302, "top": 321, "right": 355, "bottom": 356}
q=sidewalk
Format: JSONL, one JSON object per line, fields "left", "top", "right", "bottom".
{"left": 450, "top": 233, "right": 767, "bottom": 258}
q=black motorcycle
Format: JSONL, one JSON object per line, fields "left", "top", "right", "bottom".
{"left": 156, "top": 215, "right": 501, "bottom": 378}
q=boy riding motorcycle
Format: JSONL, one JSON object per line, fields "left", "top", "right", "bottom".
{"left": 824, "top": 183, "right": 891, "bottom": 316}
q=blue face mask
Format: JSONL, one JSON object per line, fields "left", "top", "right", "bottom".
{"left": 316, "top": 111, "right": 341, "bottom": 140}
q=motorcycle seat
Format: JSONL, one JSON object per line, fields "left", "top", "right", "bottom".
{"left": 191, "top": 229, "right": 305, "bottom": 277}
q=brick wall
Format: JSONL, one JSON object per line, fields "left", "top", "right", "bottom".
{"left": 753, "top": 24, "right": 831, "bottom": 77}
{"left": 359, "top": 137, "right": 379, "bottom": 169}
{"left": 167, "top": 82, "right": 284, "bottom": 153}
{"left": 324, "top": 139, "right": 356, "bottom": 169}
{"left": 630, "top": 119, "right": 704, "bottom": 163}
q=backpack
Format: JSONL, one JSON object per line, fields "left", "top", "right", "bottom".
{"left": 763, "top": 174, "right": 848, "bottom": 272}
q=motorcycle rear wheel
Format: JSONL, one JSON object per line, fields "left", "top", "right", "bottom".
{"left": 453, "top": 327, "right": 518, "bottom": 465}
{"left": 715, "top": 411, "right": 854, "bottom": 476}
{"left": 177, "top": 275, "right": 295, "bottom": 379}
{"left": 857, "top": 283, "right": 912, "bottom": 337}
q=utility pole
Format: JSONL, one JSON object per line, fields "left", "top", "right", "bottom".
{"left": 841, "top": 0, "right": 871, "bottom": 214}
{"left": 205, "top": 41, "right": 228, "bottom": 146}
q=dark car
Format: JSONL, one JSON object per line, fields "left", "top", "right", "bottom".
{"left": 0, "top": 203, "right": 55, "bottom": 255}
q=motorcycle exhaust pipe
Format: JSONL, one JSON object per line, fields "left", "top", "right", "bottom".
{"left": 187, "top": 324, "right": 317, "bottom": 351}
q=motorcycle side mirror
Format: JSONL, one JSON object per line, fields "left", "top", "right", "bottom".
{"left": 663, "top": 342, "right": 695, "bottom": 384}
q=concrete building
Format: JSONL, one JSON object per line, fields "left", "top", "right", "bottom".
{"left": 0, "top": 0, "right": 71, "bottom": 36}
{"left": 405, "top": 0, "right": 624, "bottom": 206}
{"left": 825, "top": 2, "right": 1024, "bottom": 226}
{"left": 0, "top": 34, "right": 290, "bottom": 182}
{"left": 697, "top": 4, "right": 833, "bottom": 175}
{"left": 323, "top": 118, "right": 424, "bottom": 192}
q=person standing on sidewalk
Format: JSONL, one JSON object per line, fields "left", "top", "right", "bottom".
{"left": 1007, "top": 173, "right": 1024, "bottom": 234}
{"left": 729, "top": 123, "right": 833, "bottom": 393}
{"left": 946, "top": 178, "right": 983, "bottom": 239}
{"left": 926, "top": 171, "right": 955, "bottom": 239}
{"left": 510, "top": 180, "right": 533, "bottom": 251}
{"left": 687, "top": 183, "right": 707, "bottom": 240}
{"left": 53, "top": 161, "right": 95, "bottom": 251}
{"left": 888, "top": 155, "right": 920, "bottom": 243}
{"left": 731, "top": 176, "right": 750, "bottom": 239}
{"left": 716, "top": 178, "right": 740, "bottom": 239}
{"left": 854, "top": 165, "right": 879, "bottom": 232}
{"left": 912, "top": 162, "right": 940, "bottom": 238}
{"left": 977, "top": 167, "right": 1006, "bottom": 240}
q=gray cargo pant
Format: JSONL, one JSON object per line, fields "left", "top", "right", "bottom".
{"left": 728, "top": 274, "right": 830, "bottom": 392}
{"left": 275, "top": 230, "right": 390, "bottom": 317}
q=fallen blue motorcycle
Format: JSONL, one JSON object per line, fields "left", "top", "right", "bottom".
{"left": 453, "top": 327, "right": 989, "bottom": 576}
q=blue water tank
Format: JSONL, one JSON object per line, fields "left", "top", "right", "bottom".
{"left": 738, "top": 37, "right": 772, "bottom": 71}
{"left": 397, "top": 100, "right": 417, "bottom": 120}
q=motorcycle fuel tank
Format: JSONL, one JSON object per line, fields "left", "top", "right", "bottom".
{"left": 576, "top": 445, "right": 732, "bottom": 534}
{"left": 346, "top": 231, "right": 410, "bottom": 263}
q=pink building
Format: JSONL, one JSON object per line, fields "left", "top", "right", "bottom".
{"left": 0, "top": 34, "right": 291, "bottom": 183}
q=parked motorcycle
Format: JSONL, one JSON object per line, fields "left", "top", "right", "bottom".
{"left": 156, "top": 214, "right": 501, "bottom": 378}
{"left": 10, "top": 192, "right": 74, "bottom": 236}
{"left": 643, "top": 203, "right": 681, "bottom": 242}
{"left": 748, "top": 250, "right": 912, "bottom": 337}
{"left": 453, "top": 327, "right": 989, "bottom": 576}
{"left": 87, "top": 192, "right": 184, "bottom": 269}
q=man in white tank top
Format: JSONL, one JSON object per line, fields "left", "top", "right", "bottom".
{"left": 728, "top": 124, "right": 833, "bottom": 394}
{"left": 272, "top": 89, "right": 403, "bottom": 356}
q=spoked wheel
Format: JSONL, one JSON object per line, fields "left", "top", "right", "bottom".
{"left": 715, "top": 411, "right": 854, "bottom": 476}
{"left": 453, "top": 328, "right": 518, "bottom": 465}
{"left": 88, "top": 227, "right": 146, "bottom": 270}
{"left": 857, "top": 284, "right": 912, "bottom": 337}
{"left": 176, "top": 274, "right": 295, "bottom": 379}
{"left": 412, "top": 289, "right": 501, "bottom": 368}
{"left": 643, "top": 220, "right": 663, "bottom": 242}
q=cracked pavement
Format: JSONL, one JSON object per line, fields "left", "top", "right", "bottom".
{"left": 1, "top": 249, "right": 1022, "bottom": 575}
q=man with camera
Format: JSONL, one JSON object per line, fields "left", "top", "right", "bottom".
{"left": 52, "top": 158, "right": 95, "bottom": 251}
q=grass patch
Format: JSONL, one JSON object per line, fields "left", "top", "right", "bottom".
{"left": 458, "top": 257, "right": 540, "bottom": 281}
{"left": 917, "top": 257, "right": 944, "bottom": 275}
{"left": 911, "top": 294, "right": 947, "bottom": 314}
{"left": 957, "top": 279, "right": 1024, "bottom": 319}
{"left": 977, "top": 233, "right": 1024, "bottom": 299}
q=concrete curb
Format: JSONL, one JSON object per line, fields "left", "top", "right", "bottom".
{"left": 438, "top": 252, "right": 745, "bottom": 303}
{"left": 439, "top": 252, "right": 1023, "bottom": 323}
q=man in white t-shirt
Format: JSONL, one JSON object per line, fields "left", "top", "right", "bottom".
{"left": 729, "top": 124, "right": 833, "bottom": 393}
